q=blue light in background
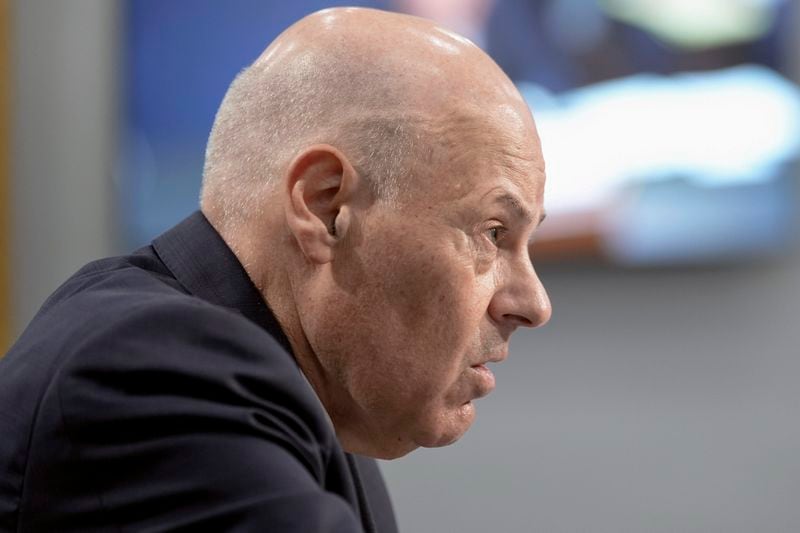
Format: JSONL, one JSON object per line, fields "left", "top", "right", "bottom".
{"left": 119, "top": 1, "right": 799, "bottom": 266}
{"left": 523, "top": 65, "right": 800, "bottom": 264}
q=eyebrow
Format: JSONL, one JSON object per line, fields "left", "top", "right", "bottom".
{"left": 493, "top": 193, "right": 545, "bottom": 227}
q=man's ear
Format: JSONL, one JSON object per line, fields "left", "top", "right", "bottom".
{"left": 284, "top": 145, "right": 358, "bottom": 264}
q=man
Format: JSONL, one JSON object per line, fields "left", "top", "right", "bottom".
{"left": 0, "top": 7, "right": 550, "bottom": 532}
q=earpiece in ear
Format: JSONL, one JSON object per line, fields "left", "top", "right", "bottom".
{"left": 329, "top": 214, "right": 338, "bottom": 237}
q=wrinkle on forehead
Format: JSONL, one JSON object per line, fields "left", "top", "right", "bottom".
{"left": 428, "top": 105, "right": 543, "bottom": 173}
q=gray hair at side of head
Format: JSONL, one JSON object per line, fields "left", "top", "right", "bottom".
{"left": 199, "top": 49, "right": 430, "bottom": 233}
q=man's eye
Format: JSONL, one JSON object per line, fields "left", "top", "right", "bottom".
{"left": 487, "top": 226, "right": 506, "bottom": 245}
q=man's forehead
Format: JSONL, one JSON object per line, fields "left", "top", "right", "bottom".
{"left": 482, "top": 177, "right": 545, "bottom": 216}
{"left": 399, "top": 99, "right": 546, "bottom": 211}
{"left": 490, "top": 191, "right": 538, "bottom": 225}
{"left": 430, "top": 134, "right": 544, "bottom": 193}
{"left": 416, "top": 139, "right": 546, "bottom": 212}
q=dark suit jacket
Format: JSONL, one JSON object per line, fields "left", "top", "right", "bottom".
{"left": 0, "top": 211, "right": 397, "bottom": 533}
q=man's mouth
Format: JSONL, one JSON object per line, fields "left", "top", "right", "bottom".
{"left": 469, "top": 363, "right": 496, "bottom": 397}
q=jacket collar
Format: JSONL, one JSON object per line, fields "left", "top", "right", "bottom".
{"left": 151, "top": 211, "right": 391, "bottom": 533}
{"left": 151, "top": 210, "right": 294, "bottom": 356}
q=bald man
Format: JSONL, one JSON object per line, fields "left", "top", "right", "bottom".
{"left": 0, "top": 8, "right": 550, "bottom": 533}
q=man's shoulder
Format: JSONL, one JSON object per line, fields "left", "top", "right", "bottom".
{"left": 0, "top": 265, "right": 366, "bottom": 532}
{"left": 2, "top": 243, "right": 334, "bottom": 456}
{"left": 13, "top": 247, "right": 313, "bottom": 411}
{"left": 39, "top": 246, "right": 185, "bottom": 316}
{"left": 2, "top": 243, "right": 324, "bottom": 425}
{"left": 0, "top": 250, "right": 347, "bottom": 532}
{"left": 52, "top": 287, "right": 332, "bottom": 451}
{"left": 20, "top": 246, "right": 262, "bottom": 356}
{"left": 56, "top": 281, "right": 298, "bottom": 384}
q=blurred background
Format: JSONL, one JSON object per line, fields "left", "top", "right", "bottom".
{"left": 3, "top": 0, "right": 800, "bottom": 531}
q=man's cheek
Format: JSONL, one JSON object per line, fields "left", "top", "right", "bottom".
{"left": 377, "top": 252, "right": 450, "bottom": 329}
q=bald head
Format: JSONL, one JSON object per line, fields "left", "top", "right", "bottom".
{"left": 196, "top": 8, "right": 549, "bottom": 459}
{"left": 200, "top": 7, "right": 530, "bottom": 231}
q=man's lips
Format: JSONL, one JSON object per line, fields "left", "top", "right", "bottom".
{"left": 465, "top": 349, "right": 507, "bottom": 400}
{"left": 469, "top": 363, "right": 497, "bottom": 398}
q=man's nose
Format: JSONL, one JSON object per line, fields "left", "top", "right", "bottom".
{"left": 488, "top": 259, "right": 552, "bottom": 331}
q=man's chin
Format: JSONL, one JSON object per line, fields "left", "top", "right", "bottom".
{"left": 340, "top": 402, "right": 476, "bottom": 459}
{"left": 417, "top": 401, "right": 476, "bottom": 449}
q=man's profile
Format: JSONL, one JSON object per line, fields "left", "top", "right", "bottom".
{"left": 0, "top": 7, "right": 551, "bottom": 532}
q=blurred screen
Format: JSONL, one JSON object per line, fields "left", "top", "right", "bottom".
{"left": 119, "top": 0, "right": 800, "bottom": 265}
